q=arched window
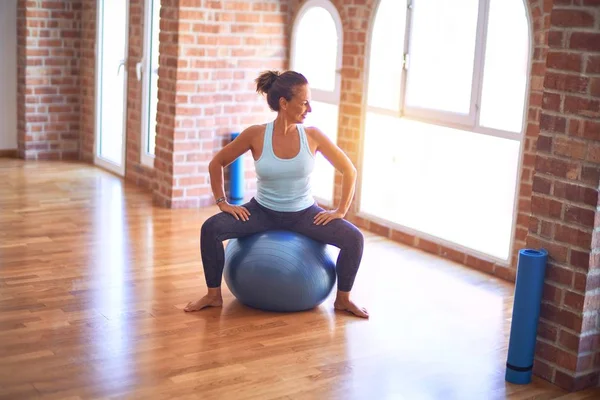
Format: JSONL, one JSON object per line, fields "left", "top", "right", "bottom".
{"left": 291, "top": 0, "right": 343, "bottom": 206}
{"left": 361, "top": 0, "right": 530, "bottom": 261}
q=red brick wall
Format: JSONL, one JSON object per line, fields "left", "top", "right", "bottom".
{"left": 16, "top": 0, "right": 82, "bottom": 160}
{"left": 153, "top": 0, "right": 287, "bottom": 208}
{"left": 151, "top": 0, "right": 178, "bottom": 208}
{"left": 513, "top": 0, "right": 555, "bottom": 278}
{"left": 80, "top": 0, "right": 96, "bottom": 163}
{"left": 527, "top": 2, "right": 600, "bottom": 391}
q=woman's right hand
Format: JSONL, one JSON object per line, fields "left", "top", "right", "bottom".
{"left": 219, "top": 202, "right": 251, "bottom": 221}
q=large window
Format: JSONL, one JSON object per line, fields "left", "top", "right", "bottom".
{"left": 361, "top": 0, "right": 530, "bottom": 261}
{"left": 404, "top": 0, "right": 482, "bottom": 123}
{"left": 366, "top": 0, "right": 407, "bottom": 113}
{"left": 291, "top": 0, "right": 343, "bottom": 206}
{"left": 138, "top": 0, "right": 161, "bottom": 167}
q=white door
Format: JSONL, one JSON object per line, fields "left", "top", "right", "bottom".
{"left": 138, "top": 0, "right": 161, "bottom": 167}
{"left": 94, "top": 0, "right": 129, "bottom": 176}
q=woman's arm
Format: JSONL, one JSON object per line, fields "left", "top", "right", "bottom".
{"left": 208, "top": 125, "right": 258, "bottom": 220}
{"left": 307, "top": 127, "right": 357, "bottom": 216}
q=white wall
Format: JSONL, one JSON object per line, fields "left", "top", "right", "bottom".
{"left": 0, "top": 0, "right": 17, "bottom": 150}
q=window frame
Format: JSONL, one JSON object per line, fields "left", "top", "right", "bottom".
{"left": 139, "top": 0, "right": 160, "bottom": 168}
{"left": 290, "top": 0, "right": 343, "bottom": 105}
{"left": 358, "top": 0, "right": 533, "bottom": 263}
{"left": 364, "top": 0, "right": 410, "bottom": 116}
{"left": 401, "top": 0, "right": 489, "bottom": 128}
{"left": 365, "top": 0, "right": 531, "bottom": 142}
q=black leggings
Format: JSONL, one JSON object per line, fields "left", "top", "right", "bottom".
{"left": 200, "top": 198, "right": 364, "bottom": 292}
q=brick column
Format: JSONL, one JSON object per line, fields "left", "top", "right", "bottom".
{"left": 528, "top": 4, "right": 600, "bottom": 391}
{"left": 512, "top": 0, "right": 557, "bottom": 274}
{"left": 152, "top": 0, "right": 179, "bottom": 208}
{"left": 153, "top": 0, "right": 287, "bottom": 208}
{"left": 330, "top": 0, "right": 370, "bottom": 216}
{"left": 80, "top": 0, "right": 96, "bottom": 163}
{"left": 16, "top": 0, "right": 82, "bottom": 160}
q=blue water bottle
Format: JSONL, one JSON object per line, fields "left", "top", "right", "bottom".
{"left": 229, "top": 132, "right": 244, "bottom": 205}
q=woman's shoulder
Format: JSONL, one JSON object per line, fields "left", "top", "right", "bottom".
{"left": 244, "top": 123, "right": 267, "bottom": 132}
{"left": 239, "top": 124, "right": 267, "bottom": 139}
{"left": 302, "top": 125, "right": 326, "bottom": 141}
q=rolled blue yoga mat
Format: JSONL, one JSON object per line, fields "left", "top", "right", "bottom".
{"left": 229, "top": 132, "right": 244, "bottom": 205}
{"left": 505, "top": 248, "right": 549, "bottom": 384}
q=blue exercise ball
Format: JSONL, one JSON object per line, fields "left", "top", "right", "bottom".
{"left": 223, "top": 230, "right": 337, "bottom": 312}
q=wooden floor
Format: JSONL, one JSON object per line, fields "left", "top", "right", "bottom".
{"left": 1, "top": 158, "right": 599, "bottom": 400}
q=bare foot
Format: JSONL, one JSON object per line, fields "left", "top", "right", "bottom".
{"left": 334, "top": 299, "right": 369, "bottom": 318}
{"left": 184, "top": 295, "right": 223, "bottom": 312}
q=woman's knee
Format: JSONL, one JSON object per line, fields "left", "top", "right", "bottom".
{"left": 343, "top": 223, "right": 364, "bottom": 252}
{"left": 354, "top": 227, "right": 365, "bottom": 250}
{"left": 201, "top": 213, "right": 226, "bottom": 239}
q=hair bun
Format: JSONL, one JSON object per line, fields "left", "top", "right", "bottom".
{"left": 255, "top": 70, "right": 280, "bottom": 94}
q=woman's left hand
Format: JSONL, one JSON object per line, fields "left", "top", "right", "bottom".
{"left": 314, "top": 209, "right": 345, "bottom": 226}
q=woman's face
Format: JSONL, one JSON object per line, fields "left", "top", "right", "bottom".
{"left": 282, "top": 84, "right": 312, "bottom": 123}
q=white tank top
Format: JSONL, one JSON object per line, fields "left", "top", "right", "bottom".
{"left": 254, "top": 121, "right": 316, "bottom": 212}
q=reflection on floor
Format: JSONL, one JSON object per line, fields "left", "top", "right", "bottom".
{"left": 1, "top": 159, "right": 598, "bottom": 399}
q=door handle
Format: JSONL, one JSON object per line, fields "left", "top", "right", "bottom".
{"left": 117, "top": 59, "right": 125, "bottom": 76}
{"left": 136, "top": 60, "right": 143, "bottom": 81}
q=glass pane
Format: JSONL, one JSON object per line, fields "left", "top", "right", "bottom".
{"left": 99, "top": 0, "right": 127, "bottom": 165}
{"left": 146, "top": 0, "right": 160, "bottom": 155}
{"left": 293, "top": 7, "right": 338, "bottom": 92}
{"left": 361, "top": 111, "right": 520, "bottom": 260}
{"left": 367, "top": 0, "right": 406, "bottom": 111}
{"left": 479, "top": 0, "right": 529, "bottom": 133}
{"left": 404, "top": 0, "right": 480, "bottom": 114}
{"left": 304, "top": 100, "right": 338, "bottom": 204}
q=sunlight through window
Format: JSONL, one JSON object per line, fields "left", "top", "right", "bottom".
{"left": 361, "top": 0, "right": 530, "bottom": 261}
{"left": 479, "top": 0, "right": 529, "bottom": 132}
{"left": 293, "top": 7, "right": 337, "bottom": 92}
{"left": 367, "top": 0, "right": 406, "bottom": 112}
{"left": 404, "top": 0, "right": 480, "bottom": 115}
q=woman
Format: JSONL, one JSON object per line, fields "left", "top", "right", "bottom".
{"left": 184, "top": 70, "right": 368, "bottom": 318}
